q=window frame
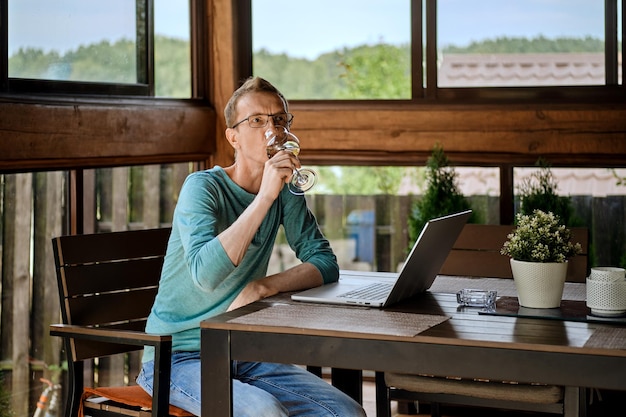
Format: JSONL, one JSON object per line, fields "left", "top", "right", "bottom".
{"left": 0, "top": 0, "right": 215, "bottom": 174}
{"left": 429, "top": 0, "right": 624, "bottom": 102}
{"left": 244, "top": 0, "right": 625, "bottom": 103}
{"left": 2, "top": 0, "right": 155, "bottom": 96}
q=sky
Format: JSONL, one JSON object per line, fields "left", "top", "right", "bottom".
{"left": 9, "top": 0, "right": 612, "bottom": 58}
{"left": 254, "top": 0, "right": 608, "bottom": 59}
{"left": 8, "top": 0, "right": 190, "bottom": 55}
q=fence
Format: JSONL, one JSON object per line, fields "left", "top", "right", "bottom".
{"left": 0, "top": 164, "right": 191, "bottom": 417}
{"left": 1, "top": 167, "right": 625, "bottom": 416}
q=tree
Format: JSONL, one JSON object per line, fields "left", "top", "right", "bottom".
{"left": 337, "top": 43, "right": 411, "bottom": 99}
{"left": 314, "top": 166, "right": 422, "bottom": 195}
{"left": 517, "top": 159, "right": 577, "bottom": 226}
{"left": 443, "top": 35, "right": 606, "bottom": 53}
{"left": 407, "top": 144, "right": 473, "bottom": 249}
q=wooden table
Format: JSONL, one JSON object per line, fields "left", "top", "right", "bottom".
{"left": 200, "top": 276, "right": 626, "bottom": 417}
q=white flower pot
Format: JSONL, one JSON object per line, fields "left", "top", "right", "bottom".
{"left": 510, "top": 259, "right": 568, "bottom": 308}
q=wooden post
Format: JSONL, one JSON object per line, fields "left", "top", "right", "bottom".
{"left": 8, "top": 173, "right": 33, "bottom": 417}
{"left": 98, "top": 167, "right": 131, "bottom": 387}
{"left": 32, "top": 172, "right": 63, "bottom": 385}
{"left": 142, "top": 165, "right": 161, "bottom": 228}
{"left": 375, "top": 195, "right": 392, "bottom": 272}
{"left": 112, "top": 167, "right": 130, "bottom": 232}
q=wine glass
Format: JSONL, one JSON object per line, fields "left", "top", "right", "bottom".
{"left": 265, "top": 126, "right": 317, "bottom": 195}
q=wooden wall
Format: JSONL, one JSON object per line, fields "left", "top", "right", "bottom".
{"left": 0, "top": 99, "right": 215, "bottom": 172}
{"left": 285, "top": 103, "right": 626, "bottom": 168}
{"left": 0, "top": 0, "right": 625, "bottom": 174}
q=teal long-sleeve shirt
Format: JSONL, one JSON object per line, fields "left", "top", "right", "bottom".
{"left": 142, "top": 166, "right": 338, "bottom": 362}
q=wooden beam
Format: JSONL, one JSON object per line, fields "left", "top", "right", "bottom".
{"left": 0, "top": 99, "right": 215, "bottom": 172}
{"left": 286, "top": 103, "right": 626, "bottom": 167}
{"left": 207, "top": 0, "right": 239, "bottom": 168}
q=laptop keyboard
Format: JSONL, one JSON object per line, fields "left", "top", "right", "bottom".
{"left": 338, "top": 282, "right": 393, "bottom": 300}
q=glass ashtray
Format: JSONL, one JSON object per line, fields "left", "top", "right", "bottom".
{"left": 456, "top": 289, "right": 497, "bottom": 308}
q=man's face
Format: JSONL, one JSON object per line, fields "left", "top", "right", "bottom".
{"left": 230, "top": 91, "right": 287, "bottom": 164}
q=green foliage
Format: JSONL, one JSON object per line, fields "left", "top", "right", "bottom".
{"left": 9, "top": 34, "right": 608, "bottom": 100}
{"left": 611, "top": 169, "right": 626, "bottom": 187}
{"left": 443, "top": 35, "right": 607, "bottom": 53}
{"left": 501, "top": 209, "right": 582, "bottom": 263}
{"left": 155, "top": 35, "right": 191, "bottom": 97}
{"left": 255, "top": 43, "right": 411, "bottom": 100}
{"left": 407, "top": 145, "right": 473, "bottom": 248}
{"left": 10, "top": 39, "right": 137, "bottom": 83}
{"left": 314, "top": 166, "right": 422, "bottom": 195}
{"left": 517, "top": 159, "right": 577, "bottom": 226}
{"left": 8, "top": 47, "right": 65, "bottom": 79}
{"left": 0, "top": 373, "right": 13, "bottom": 417}
{"left": 68, "top": 40, "right": 137, "bottom": 83}
{"left": 254, "top": 49, "right": 343, "bottom": 99}
{"left": 337, "top": 43, "right": 411, "bottom": 99}
{"left": 9, "top": 36, "right": 191, "bottom": 97}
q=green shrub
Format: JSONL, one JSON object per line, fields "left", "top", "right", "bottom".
{"left": 518, "top": 159, "right": 577, "bottom": 226}
{"left": 0, "top": 373, "right": 13, "bottom": 417}
{"left": 407, "top": 144, "right": 474, "bottom": 249}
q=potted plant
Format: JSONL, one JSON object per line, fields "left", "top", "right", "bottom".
{"left": 501, "top": 209, "right": 582, "bottom": 308}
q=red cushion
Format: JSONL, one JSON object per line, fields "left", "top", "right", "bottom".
{"left": 81, "top": 385, "right": 193, "bottom": 416}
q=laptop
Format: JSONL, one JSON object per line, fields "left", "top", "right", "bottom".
{"left": 291, "top": 210, "right": 472, "bottom": 307}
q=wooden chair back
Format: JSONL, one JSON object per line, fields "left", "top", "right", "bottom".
{"left": 50, "top": 228, "right": 189, "bottom": 417}
{"left": 53, "top": 228, "right": 170, "bottom": 360}
{"left": 439, "top": 224, "right": 589, "bottom": 282}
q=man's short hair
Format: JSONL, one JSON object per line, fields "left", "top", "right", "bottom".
{"left": 224, "top": 77, "right": 289, "bottom": 128}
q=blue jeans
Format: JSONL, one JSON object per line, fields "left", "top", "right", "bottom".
{"left": 137, "top": 351, "right": 366, "bottom": 417}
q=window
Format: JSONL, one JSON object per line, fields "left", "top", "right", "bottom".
{"left": 9, "top": 0, "right": 139, "bottom": 83}
{"left": 437, "top": 0, "right": 607, "bottom": 87}
{"left": 5, "top": 0, "right": 191, "bottom": 97}
{"left": 250, "top": 0, "right": 624, "bottom": 100}
{"left": 252, "top": 0, "right": 412, "bottom": 99}
{"left": 154, "top": 0, "right": 191, "bottom": 98}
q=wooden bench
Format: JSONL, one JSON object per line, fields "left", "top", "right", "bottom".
{"left": 440, "top": 224, "right": 589, "bottom": 282}
{"left": 50, "top": 228, "right": 192, "bottom": 417}
{"left": 378, "top": 223, "right": 590, "bottom": 417}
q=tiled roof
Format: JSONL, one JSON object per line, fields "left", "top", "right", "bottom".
{"left": 399, "top": 168, "right": 626, "bottom": 197}
{"left": 439, "top": 53, "right": 622, "bottom": 87}
{"left": 459, "top": 167, "right": 626, "bottom": 197}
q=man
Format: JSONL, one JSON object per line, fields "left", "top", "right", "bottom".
{"left": 137, "top": 77, "right": 366, "bottom": 416}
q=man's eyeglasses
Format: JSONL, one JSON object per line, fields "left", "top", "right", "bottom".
{"left": 231, "top": 113, "right": 294, "bottom": 129}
